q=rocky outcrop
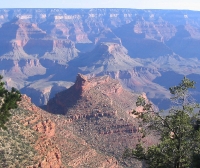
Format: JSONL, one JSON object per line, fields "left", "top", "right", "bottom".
{"left": 1, "top": 8, "right": 200, "bottom": 108}
{"left": 47, "top": 74, "right": 158, "bottom": 167}
{"left": 20, "top": 81, "right": 73, "bottom": 106}
{"left": 64, "top": 42, "right": 166, "bottom": 106}
{"left": 74, "top": 73, "right": 90, "bottom": 91}
{"left": 1, "top": 9, "right": 200, "bottom": 58}
{"left": 18, "top": 95, "right": 62, "bottom": 168}
{"left": 48, "top": 74, "right": 131, "bottom": 115}
{"left": 0, "top": 94, "right": 122, "bottom": 167}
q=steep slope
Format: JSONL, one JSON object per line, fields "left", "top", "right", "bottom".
{"left": 113, "top": 18, "right": 174, "bottom": 58}
{"left": 150, "top": 54, "right": 200, "bottom": 74}
{"left": 65, "top": 42, "right": 144, "bottom": 83}
{"left": 0, "top": 94, "right": 122, "bottom": 168}
{"left": 41, "top": 39, "right": 79, "bottom": 64}
{"left": 166, "top": 25, "right": 200, "bottom": 58}
{"left": 0, "top": 17, "right": 47, "bottom": 57}
{"left": 1, "top": 9, "right": 200, "bottom": 108}
{"left": 20, "top": 80, "right": 73, "bottom": 105}
{"left": 0, "top": 95, "right": 62, "bottom": 168}
{"left": 47, "top": 74, "right": 158, "bottom": 167}
{"left": 0, "top": 18, "right": 47, "bottom": 86}
{"left": 67, "top": 42, "right": 142, "bottom": 74}
{"left": 0, "top": 17, "right": 79, "bottom": 62}
{"left": 65, "top": 42, "right": 166, "bottom": 107}
{"left": 0, "top": 18, "right": 79, "bottom": 106}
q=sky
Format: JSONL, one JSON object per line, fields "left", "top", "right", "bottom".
{"left": 0, "top": 0, "right": 200, "bottom": 11}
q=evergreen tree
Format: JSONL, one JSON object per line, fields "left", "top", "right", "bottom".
{"left": 123, "top": 77, "right": 200, "bottom": 168}
{"left": 0, "top": 75, "right": 21, "bottom": 129}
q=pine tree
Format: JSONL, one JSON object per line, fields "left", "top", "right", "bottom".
{"left": 123, "top": 77, "right": 200, "bottom": 168}
{"left": 0, "top": 75, "right": 21, "bottom": 129}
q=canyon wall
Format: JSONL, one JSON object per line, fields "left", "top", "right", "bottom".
{"left": 0, "top": 9, "right": 200, "bottom": 108}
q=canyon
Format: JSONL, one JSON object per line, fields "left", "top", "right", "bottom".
{"left": 1, "top": 75, "right": 157, "bottom": 167}
{"left": 0, "top": 9, "right": 200, "bottom": 108}
{"left": 1, "top": 8, "right": 200, "bottom": 167}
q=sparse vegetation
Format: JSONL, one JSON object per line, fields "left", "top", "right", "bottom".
{"left": 0, "top": 108, "right": 39, "bottom": 167}
{"left": 124, "top": 77, "right": 200, "bottom": 168}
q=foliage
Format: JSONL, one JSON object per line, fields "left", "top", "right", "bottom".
{"left": 124, "top": 77, "right": 200, "bottom": 168}
{"left": 0, "top": 75, "right": 21, "bottom": 129}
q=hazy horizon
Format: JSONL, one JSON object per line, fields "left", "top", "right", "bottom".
{"left": 0, "top": 0, "right": 200, "bottom": 11}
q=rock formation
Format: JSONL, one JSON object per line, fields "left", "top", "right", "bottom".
{"left": 0, "top": 94, "right": 122, "bottom": 167}
{"left": 47, "top": 74, "right": 158, "bottom": 167}
{"left": 1, "top": 9, "right": 200, "bottom": 108}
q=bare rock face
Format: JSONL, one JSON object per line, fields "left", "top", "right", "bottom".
{"left": 0, "top": 18, "right": 47, "bottom": 56}
{"left": 47, "top": 74, "right": 158, "bottom": 167}
{"left": 74, "top": 73, "right": 89, "bottom": 91}
{"left": 0, "top": 94, "right": 122, "bottom": 167}
{"left": 20, "top": 80, "right": 73, "bottom": 106}
{"left": 18, "top": 95, "right": 62, "bottom": 168}
{"left": 1, "top": 9, "right": 200, "bottom": 109}
{"left": 65, "top": 42, "right": 165, "bottom": 104}
{"left": 66, "top": 42, "right": 142, "bottom": 76}
{"left": 0, "top": 94, "right": 62, "bottom": 168}
{"left": 41, "top": 39, "right": 79, "bottom": 64}
{"left": 47, "top": 74, "right": 131, "bottom": 115}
